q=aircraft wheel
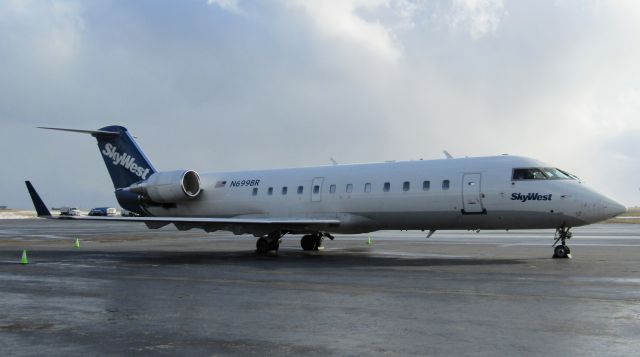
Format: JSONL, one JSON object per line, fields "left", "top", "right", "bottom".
{"left": 256, "top": 237, "right": 270, "bottom": 254}
{"left": 301, "top": 235, "right": 315, "bottom": 251}
{"left": 553, "top": 245, "right": 570, "bottom": 259}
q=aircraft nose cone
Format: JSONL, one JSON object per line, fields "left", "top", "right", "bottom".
{"left": 604, "top": 199, "right": 627, "bottom": 218}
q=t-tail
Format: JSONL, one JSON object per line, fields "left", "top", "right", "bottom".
{"left": 38, "top": 125, "right": 158, "bottom": 214}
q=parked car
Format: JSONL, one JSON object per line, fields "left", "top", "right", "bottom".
{"left": 88, "top": 207, "right": 118, "bottom": 216}
{"left": 60, "top": 207, "right": 81, "bottom": 216}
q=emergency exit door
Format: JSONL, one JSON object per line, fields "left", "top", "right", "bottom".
{"left": 462, "top": 173, "right": 484, "bottom": 214}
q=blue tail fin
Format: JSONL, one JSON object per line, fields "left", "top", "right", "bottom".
{"left": 38, "top": 125, "right": 157, "bottom": 189}
{"left": 25, "top": 181, "right": 51, "bottom": 217}
{"left": 94, "top": 126, "right": 157, "bottom": 189}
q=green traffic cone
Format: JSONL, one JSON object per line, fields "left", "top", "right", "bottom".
{"left": 74, "top": 238, "right": 80, "bottom": 249}
{"left": 20, "top": 250, "right": 28, "bottom": 264}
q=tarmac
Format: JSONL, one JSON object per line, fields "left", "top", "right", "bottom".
{"left": 1, "top": 219, "right": 639, "bottom": 356}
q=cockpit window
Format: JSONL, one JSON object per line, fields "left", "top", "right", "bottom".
{"left": 541, "top": 168, "right": 571, "bottom": 180}
{"left": 512, "top": 168, "right": 547, "bottom": 180}
{"left": 557, "top": 169, "right": 580, "bottom": 180}
{"left": 512, "top": 167, "right": 576, "bottom": 181}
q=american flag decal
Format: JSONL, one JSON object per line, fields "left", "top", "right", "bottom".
{"left": 215, "top": 180, "right": 227, "bottom": 188}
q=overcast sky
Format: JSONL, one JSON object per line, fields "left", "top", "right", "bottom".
{"left": 1, "top": 0, "right": 640, "bottom": 209}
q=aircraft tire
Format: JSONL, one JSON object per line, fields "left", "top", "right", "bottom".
{"left": 256, "top": 237, "right": 270, "bottom": 254}
{"left": 553, "top": 245, "right": 569, "bottom": 259}
{"left": 301, "top": 235, "right": 315, "bottom": 251}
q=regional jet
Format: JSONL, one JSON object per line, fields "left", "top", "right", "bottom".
{"left": 25, "top": 126, "right": 626, "bottom": 258}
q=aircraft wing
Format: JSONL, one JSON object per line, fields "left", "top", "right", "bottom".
{"left": 25, "top": 181, "right": 340, "bottom": 231}
{"left": 50, "top": 215, "right": 340, "bottom": 226}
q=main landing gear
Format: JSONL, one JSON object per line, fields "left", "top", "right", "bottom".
{"left": 300, "top": 233, "right": 334, "bottom": 251}
{"left": 256, "top": 231, "right": 282, "bottom": 254}
{"left": 256, "top": 232, "right": 334, "bottom": 254}
{"left": 552, "top": 226, "right": 572, "bottom": 259}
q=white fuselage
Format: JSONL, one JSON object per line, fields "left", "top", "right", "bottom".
{"left": 144, "top": 155, "right": 626, "bottom": 235}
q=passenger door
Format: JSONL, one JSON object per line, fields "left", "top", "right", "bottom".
{"left": 462, "top": 173, "right": 484, "bottom": 213}
{"left": 311, "top": 177, "right": 324, "bottom": 202}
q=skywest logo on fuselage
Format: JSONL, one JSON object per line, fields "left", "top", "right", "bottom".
{"left": 102, "top": 143, "right": 150, "bottom": 180}
{"left": 511, "top": 193, "right": 553, "bottom": 202}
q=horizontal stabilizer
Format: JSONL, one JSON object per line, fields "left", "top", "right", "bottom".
{"left": 25, "top": 181, "right": 51, "bottom": 217}
{"left": 37, "top": 127, "right": 120, "bottom": 137}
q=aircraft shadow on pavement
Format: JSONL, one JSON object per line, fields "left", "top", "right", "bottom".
{"left": 9, "top": 249, "right": 526, "bottom": 268}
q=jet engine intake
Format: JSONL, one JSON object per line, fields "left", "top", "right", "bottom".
{"left": 127, "top": 170, "right": 201, "bottom": 203}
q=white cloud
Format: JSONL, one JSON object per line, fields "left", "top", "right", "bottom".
{"left": 207, "top": 0, "right": 241, "bottom": 13}
{"left": 0, "top": 0, "right": 85, "bottom": 66}
{"left": 41, "top": 1, "right": 85, "bottom": 64}
{"left": 204, "top": 0, "right": 406, "bottom": 61}
{"left": 285, "top": 0, "right": 403, "bottom": 62}
{"left": 394, "top": 0, "right": 424, "bottom": 19}
{"left": 448, "top": 0, "right": 505, "bottom": 39}
{"left": 3, "top": 1, "right": 640, "bottom": 207}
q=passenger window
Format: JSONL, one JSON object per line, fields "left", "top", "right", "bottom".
{"left": 403, "top": 181, "right": 410, "bottom": 192}
{"left": 383, "top": 182, "right": 390, "bottom": 192}
{"left": 282, "top": 187, "right": 288, "bottom": 195}
{"left": 252, "top": 188, "right": 258, "bottom": 196}
{"left": 346, "top": 184, "right": 353, "bottom": 193}
{"left": 330, "top": 184, "right": 336, "bottom": 194}
{"left": 364, "top": 183, "right": 371, "bottom": 193}
{"left": 442, "top": 180, "right": 450, "bottom": 190}
{"left": 423, "top": 180, "right": 430, "bottom": 191}
{"left": 268, "top": 187, "right": 273, "bottom": 195}
{"left": 297, "top": 185, "right": 304, "bottom": 194}
{"left": 313, "top": 185, "right": 320, "bottom": 194}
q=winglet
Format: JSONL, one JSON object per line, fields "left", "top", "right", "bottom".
{"left": 443, "top": 150, "right": 453, "bottom": 159}
{"left": 25, "top": 181, "right": 51, "bottom": 217}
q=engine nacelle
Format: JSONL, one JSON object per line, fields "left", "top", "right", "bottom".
{"left": 128, "top": 170, "right": 201, "bottom": 203}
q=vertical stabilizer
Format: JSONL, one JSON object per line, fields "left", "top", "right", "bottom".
{"left": 38, "top": 125, "right": 157, "bottom": 215}
{"left": 94, "top": 126, "right": 157, "bottom": 189}
{"left": 38, "top": 125, "right": 157, "bottom": 189}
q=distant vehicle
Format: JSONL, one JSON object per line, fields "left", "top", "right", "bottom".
{"left": 89, "top": 207, "right": 118, "bottom": 216}
{"left": 59, "top": 207, "right": 81, "bottom": 216}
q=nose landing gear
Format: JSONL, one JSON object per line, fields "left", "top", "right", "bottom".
{"left": 552, "top": 226, "right": 572, "bottom": 259}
